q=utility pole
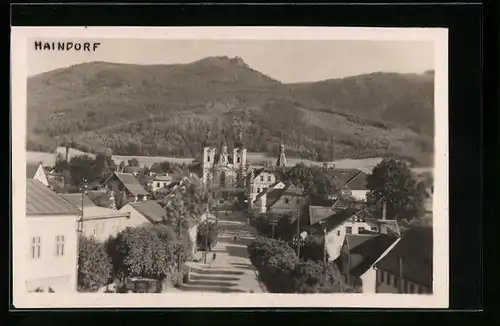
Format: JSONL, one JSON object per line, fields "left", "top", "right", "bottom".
{"left": 269, "top": 219, "right": 278, "bottom": 239}
{"left": 295, "top": 210, "right": 301, "bottom": 258}
{"left": 75, "top": 178, "right": 87, "bottom": 291}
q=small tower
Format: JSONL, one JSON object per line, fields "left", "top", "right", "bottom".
{"left": 218, "top": 140, "right": 229, "bottom": 165}
{"left": 276, "top": 140, "right": 287, "bottom": 167}
{"left": 202, "top": 130, "right": 216, "bottom": 185}
{"left": 233, "top": 128, "right": 247, "bottom": 171}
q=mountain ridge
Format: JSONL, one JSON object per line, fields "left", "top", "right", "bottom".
{"left": 26, "top": 58, "right": 435, "bottom": 165}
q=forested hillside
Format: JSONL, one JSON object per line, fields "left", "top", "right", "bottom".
{"left": 27, "top": 56, "right": 434, "bottom": 165}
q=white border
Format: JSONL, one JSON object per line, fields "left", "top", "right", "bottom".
{"left": 11, "top": 27, "right": 449, "bottom": 309}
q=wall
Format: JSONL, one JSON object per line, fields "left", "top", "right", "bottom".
{"left": 82, "top": 216, "right": 130, "bottom": 242}
{"left": 118, "top": 205, "right": 154, "bottom": 228}
{"left": 151, "top": 180, "right": 172, "bottom": 192}
{"left": 360, "top": 267, "right": 377, "bottom": 293}
{"left": 25, "top": 214, "right": 79, "bottom": 293}
{"left": 326, "top": 220, "right": 378, "bottom": 261}
{"left": 350, "top": 190, "right": 368, "bottom": 202}
{"left": 34, "top": 165, "right": 49, "bottom": 187}
{"left": 375, "top": 268, "right": 431, "bottom": 294}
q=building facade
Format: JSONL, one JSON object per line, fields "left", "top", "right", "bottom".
{"left": 25, "top": 180, "right": 80, "bottom": 293}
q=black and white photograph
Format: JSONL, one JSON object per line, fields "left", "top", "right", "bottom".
{"left": 12, "top": 27, "right": 449, "bottom": 308}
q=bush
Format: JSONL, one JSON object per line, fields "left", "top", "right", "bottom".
{"left": 78, "top": 236, "right": 112, "bottom": 292}
{"left": 247, "top": 237, "right": 349, "bottom": 293}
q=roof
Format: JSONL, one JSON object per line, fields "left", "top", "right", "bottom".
{"left": 26, "top": 163, "right": 41, "bottom": 179}
{"left": 336, "top": 233, "right": 400, "bottom": 277}
{"left": 112, "top": 172, "right": 149, "bottom": 196}
{"left": 123, "top": 166, "right": 142, "bottom": 173}
{"left": 129, "top": 200, "right": 166, "bottom": 223}
{"left": 343, "top": 171, "right": 368, "bottom": 191}
{"left": 61, "top": 193, "right": 96, "bottom": 208}
{"left": 374, "top": 227, "right": 433, "bottom": 287}
{"left": 266, "top": 184, "right": 304, "bottom": 208}
{"left": 329, "top": 169, "right": 369, "bottom": 191}
{"left": 26, "top": 179, "right": 80, "bottom": 216}
{"left": 82, "top": 206, "right": 130, "bottom": 220}
{"left": 154, "top": 174, "right": 173, "bottom": 182}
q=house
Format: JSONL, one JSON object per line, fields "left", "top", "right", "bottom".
{"left": 335, "top": 233, "right": 401, "bottom": 293}
{"left": 329, "top": 169, "right": 370, "bottom": 202}
{"left": 150, "top": 173, "right": 174, "bottom": 192}
{"left": 118, "top": 200, "right": 167, "bottom": 226}
{"left": 254, "top": 183, "right": 306, "bottom": 214}
{"left": 79, "top": 206, "right": 132, "bottom": 242}
{"left": 308, "top": 206, "right": 400, "bottom": 261}
{"left": 61, "top": 193, "right": 96, "bottom": 209}
{"left": 373, "top": 227, "right": 433, "bottom": 294}
{"left": 26, "top": 162, "right": 49, "bottom": 187}
{"left": 25, "top": 179, "right": 80, "bottom": 293}
{"left": 102, "top": 172, "right": 151, "bottom": 206}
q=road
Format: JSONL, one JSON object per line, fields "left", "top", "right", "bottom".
{"left": 174, "top": 211, "right": 266, "bottom": 293}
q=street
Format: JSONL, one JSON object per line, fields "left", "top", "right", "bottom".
{"left": 176, "top": 211, "right": 266, "bottom": 293}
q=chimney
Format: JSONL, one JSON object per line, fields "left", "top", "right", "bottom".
{"left": 382, "top": 201, "right": 387, "bottom": 221}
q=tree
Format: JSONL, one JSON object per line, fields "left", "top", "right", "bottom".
{"left": 118, "top": 161, "right": 125, "bottom": 172}
{"left": 78, "top": 236, "right": 112, "bottom": 292}
{"left": 106, "top": 224, "right": 180, "bottom": 285}
{"left": 127, "top": 158, "right": 139, "bottom": 167}
{"left": 283, "top": 163, "right": 341, "bottom": 200}
{"left": 197, "top": 221, "right": 218, "bottom": 250}
{"left": 366, "top": 158, "right": 425, "bottom": 220}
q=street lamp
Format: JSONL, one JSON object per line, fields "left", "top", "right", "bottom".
{"left": 269, "top": 219, "right": 278, "bottom": 239}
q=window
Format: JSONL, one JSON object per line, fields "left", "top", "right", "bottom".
{"left": 358, "top": 227, "right": 365, "bottom": 233}
{"left": 156, "top": 182, "right": 160, "bottom": 188}
{"left": 260, "top": 176, "right": 264, "bottom": 181}
{"left": 337, "top": 230, "right": 340, "bottom": 236}
{"left": 31, "top": 237, "right": 41, "bottom": 259}
{"left": 284, "top": 197, "right": 290, "bottom": 204}
{"left": 409, "top": 282, "right": 415, "bottom": 294}
{"left": 268, "top": 176, "right": 272, "bottom": 181}
{"left": 55, "top": 235, "right": 65, "bottom": 256}
{"left": 346, "top": 227, "right": 352, "bottom": 235}
{"left": 257, "top": 188, "right": 261, "bottom": 193}
{"left": 207, "top": 156, "right": 210, "bottom": 162}
{"left": 237, "top": 157, "right": 241, "bottom": 163}
{"left": 371, "top": 226, "right": 378, "bottom": 231}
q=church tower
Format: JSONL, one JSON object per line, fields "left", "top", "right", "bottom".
{"left": 202, "top": 130, "right": 216, "bottom": 185}
{"left": 233, "top": 128, "right": 248, "bottom": 185}
{"left": 276, "top": 140, "right": 287, "bottom": 167}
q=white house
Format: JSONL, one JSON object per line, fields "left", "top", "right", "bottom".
{"left": 25, "top": 179, "right": 80, "bottom": 293}
{"left": 335, "top": 233, "right": 401, "bottom": 293}
{"left": 118, "top": 200, "right": 167, "bottom": 226}
{"left": 26, "top": 162, "right": 49, "bottom": 187}
{"left": 79, "top": 206, "right": 132, "bottom": 242}
{"left": 150, "top": 173, "right": 174, "bottom": 192}
{"left": 308, "top": 206, "right": 400, "bottom": 261}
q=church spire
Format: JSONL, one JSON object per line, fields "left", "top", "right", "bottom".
{"left": 276, "top": 140, "right": 287, "bottom": 167}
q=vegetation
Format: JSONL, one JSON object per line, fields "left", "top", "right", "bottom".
{"left": 104, "top": 224, "right": 189, "bottom": 288}
{"left": 54, "top": 153, "right": 116, "bottom": 187}
{"left": 197, "top": 221, "right": 218, "bottom": 250}
{"left": 27, "top": 59, "right": 434, "bottom": 165}
{"left": 247, "top": 237, "right": 351, "bottom": 293}
{"left": 366, "top": 158, "right": 425, "bottom": 221}
{"left": 77, "top": 236, "right": 112, "bottom": 292}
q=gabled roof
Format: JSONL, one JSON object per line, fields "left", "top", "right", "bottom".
{"left": 129, "top": 200, "right": 166, "bottom": 223}
{"left": 330, "top": 169, "right": 368, "bottom": 191}
{"left": 108, "top": 172, "right": 149, "bottom": 196}
{"left": 374, "top": 227, "right": 433, "bottom": 287}
{"left": 61, "top": 193, "right": 96, "bottom": 208}
{"left": 26, "top": 162, "right": 41, "bottom": 179}
{"left": 336, "top": 233, "right": 400, "bottom": 277}
{"left": 26, "top": 180, "right": 80, "bottom": 216}
{"left": 266, "top": 184, "right": 304, "bottom": 208}
{"left": 82, "top": 206, "right": 129, "bottom": 220}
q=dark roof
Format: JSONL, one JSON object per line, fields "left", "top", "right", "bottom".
{"left": 311, "top": 207, "right": 360, "bottom": 230}
{"left": 337, "top": 233, "right": 400, "bottom": 277}
{"left": 26, "top": 163, "right": 40, "bottom": 179}
{"left": 266, "top": 184, "right": 304, "bottom": 208}
{"left": 112, "top": 172, "right": 149, "bottom": 196}
{"left": 343, "top": 171, "right": 368, "bottom": 191}
{"left": 61, "top": 193, "right": 96, "bottom": 208}
{"left": 26, "top": 180, "right": 80, "bottom": 216}
{"left": 374, "top": 227, "right": 433, "bottom": 287}
{"left": 129, "top": 201, "right": 166, "bottom": 223}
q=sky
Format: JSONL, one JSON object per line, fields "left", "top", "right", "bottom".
{"left": 28, "top": 39, "right": 434, "bottom": 83}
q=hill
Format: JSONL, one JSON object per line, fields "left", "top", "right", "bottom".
{"left": 26, "top": 56, "right": 434, "bottom": 165}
